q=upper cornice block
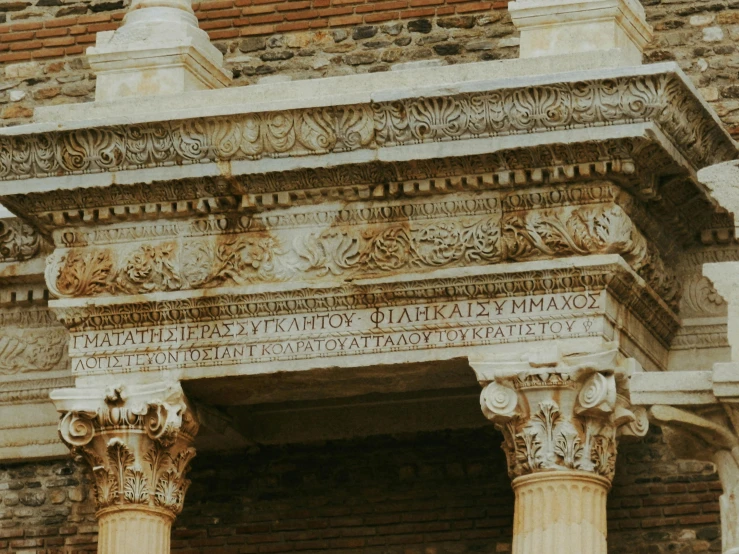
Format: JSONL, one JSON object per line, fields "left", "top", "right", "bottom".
{"left": 0, "top": 61, "right": 734, "bottom": 198}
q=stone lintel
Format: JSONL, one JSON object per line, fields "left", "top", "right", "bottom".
{"left": 630, "top": 371, "right": 715, "bottom": 406}
{"left": 47, "top": 255, "right": 677, "bottom": 386}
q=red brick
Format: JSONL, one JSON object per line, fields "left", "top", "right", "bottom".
{"left": 87, "top": 22, "right": 119, "bottom": 32}
{"left": 208, "top": 28, "right": 241, "bottom": 39}
{"left": 33, "top": 47, "right": 66, "bottom": 58}
{"left": 328, "top": 14, "right": 362, "bottom": 25}
{"left": 199, "top": 0, "right": 234, "bottom": 9}
{"left": 285, "top": 9, "right": 320, "bottom": 20}
{"left": 36, "top": 27, "right": 69, "bottom": 38}
{"left": 204, "top": 7, "right": 241, "bottom": 18}
{"left": 10, "top": 21, "right": 42, "bottom": 31}
{"left": 65, "top": 45, "right": 85, "bottom": 55}
{"left": 275, "top": 20, "right": 311, "bottom": 31}
{"left": 276, "top": 0, "right": 310, "bottom": 11}
{"left": 43, "top": 36, "right": 76, "bottom": 47}
{"left": 0, "top": 31, "right": 35, "bottom": 43}
{"left": 241, "top": 4, "right": 275, "bottom": 14}
{"left": 356, "top": 0, "right": 407, "bottom": 12}
{"left": 239, "top": 23, "right": 275, "bottom": 35}
{"left": 0, "top": 51, "right": 32, "bottom": 62}
{"left": 10, "top": 40, "right": 42, "bottom": 51}
{"left": 400, "top": 7, "right": 435, "bottom": 17}
{"left": 455, "top": 1, "right": 492, "bottom": 13}
{"left": 317, "top": 6, "right": 353, "bottom": 16}
{"left": 199, "top": 19, "right": 233, "bottom": 29}
{"left": 43, "top": 17, "right": 80, "bottom": 28}
{"left": 78, "top": 13, "right": 111, "bottom": 24}
{"left": 75, "top": 34, "right": 98, "bottom": 44}
{"left": 364, "top": 11, "right": 400, "bottom": 22}
{"left": 249, "top": 12, "right": 284, "bottom": 23}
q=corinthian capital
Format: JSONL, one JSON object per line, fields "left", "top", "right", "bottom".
{"left": 470, "top": 344, "right": 648, "bottom": 481}
{"left": 50, "top": 381, "right": 199, "bottom": 519}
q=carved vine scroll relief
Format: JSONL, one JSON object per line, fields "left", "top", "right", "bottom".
{"left": 0, "top": 308, "right": 68, "bottom": 376}
{"left": 44, "top": 187, "right": 679, "bottom": 310}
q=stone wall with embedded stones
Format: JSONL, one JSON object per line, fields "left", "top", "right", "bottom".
{"left": 0, "top": 0, "right": 738, "bottom": 137}
{"left": 0, "top": 427, "right": 724, "bottom": 553}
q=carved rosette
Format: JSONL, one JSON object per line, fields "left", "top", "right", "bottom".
{"left": 51, "top": 382, "right": 199, "bottom": 519}
{"left": 472, "top": 347, "right": 648, "bottom": 482}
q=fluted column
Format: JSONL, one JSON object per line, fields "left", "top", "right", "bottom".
{"left": 50, "top": 382, "right": 199, "bottom": 554}
{"left": 470, "top": 345, "right": 648, "bottom": 554}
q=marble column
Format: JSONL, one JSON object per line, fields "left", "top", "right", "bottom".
{"left": 470, "top": 346, "right": 648, "bottom": 554}
{"left": 50, "top": 382, "right": 199, "bottom": 554}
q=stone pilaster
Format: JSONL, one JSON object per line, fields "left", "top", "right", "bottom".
{"left": 470, "top": 345, "right": 648, "bottom": 554}
{"left": 50, "top": 381, "right": 199, "bottom": 554}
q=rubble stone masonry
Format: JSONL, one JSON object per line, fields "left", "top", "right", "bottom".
{"left": 0, "top": 428, "right": 723, "bottom": 553}
{"left": 0, "top": 0, "right": 738, "bottom": 136}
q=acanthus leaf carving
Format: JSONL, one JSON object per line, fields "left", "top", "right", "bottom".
{"left": 52, "top": 382, "right": 198, "bottom": 517}
{"left": 471, "top": 346, "right": 647, "bottom": 481}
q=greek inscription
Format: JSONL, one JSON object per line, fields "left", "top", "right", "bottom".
{"left": 70, "top": 291, "right": 605, "bottom": 374}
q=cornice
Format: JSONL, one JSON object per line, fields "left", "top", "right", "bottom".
{"left": 0, "top": 68, "right": 734, "bottom": 203}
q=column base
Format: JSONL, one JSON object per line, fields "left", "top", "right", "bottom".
{"left": 97, "top": 505, "right": 174, "bottom": 554}
{"left": 512, "top": 471, "right": 610, "bottom": 554}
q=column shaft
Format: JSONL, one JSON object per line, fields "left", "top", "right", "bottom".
{"left": 98, "top": 507, "right": 173, "bottom": 554}
{"left": 513, "top": 471, "right": 609, "bottom": 554}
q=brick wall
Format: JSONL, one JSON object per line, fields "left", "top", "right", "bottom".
{"left": 0, "top": 0, "right": 738, "bottom": 136}
{"left": 0, "top": 427, "right": 723, "bottom": 553}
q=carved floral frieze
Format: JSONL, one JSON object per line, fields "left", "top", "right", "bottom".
{"left": 44, "top": 188, "right": 679, "bottom": 309}
{"left": 51, "top": 382, "right": 199, "bottom": 517}
{"left": 0, "top": 219, "right": 41, "bottom": 263}
{"left": 471, "top": 346, "right": 648, "bottom": 481}
{"left": 0, "top": 74, "right": 734, "bottom": 185}
{"left": 0, "top": 307, "right": 69, "bottom": 375}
